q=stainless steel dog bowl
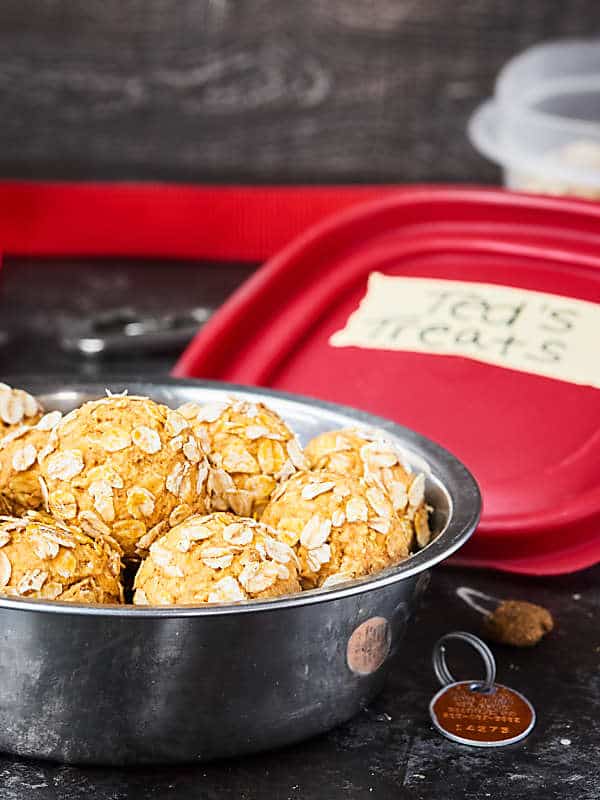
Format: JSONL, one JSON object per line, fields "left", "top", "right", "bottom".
{"left": 0, "top": 379, "right": 480, "bottom": 765}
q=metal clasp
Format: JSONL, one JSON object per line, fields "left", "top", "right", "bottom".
{"left": 432, "top": 631, "right": 496, "bottom": 690}
{"left": 59, "top": 306, "right": 213, "bottom": 356}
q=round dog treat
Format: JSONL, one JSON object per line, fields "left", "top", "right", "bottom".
{"left": 0, "top": 511, "right": 124, "bottom": 603}
{"left": 177, "top": 397, "right": 308, "bottom": 518}
{"left": 305, "top": 428, "right": 432, "bottom": 548}
{"left": 0, "top": 384, "right": 43, "bottom": 433}
{"left": 38, "top": 394, "right": 209, "bottom": 560}
{"left": 260, "top": 470, "right": 412, "bottom": 589}
{"left": 0, "top": 409, "right": 63, "bottom": 514}
{"left": 133, "top": 511, "right": 301, "bottom": 605}
{"left": 483, "top": 600, "right": 554, "bottom": 647}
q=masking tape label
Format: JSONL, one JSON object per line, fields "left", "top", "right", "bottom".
{"left": 329, "top": 273, "right": 600, "bottom": 389}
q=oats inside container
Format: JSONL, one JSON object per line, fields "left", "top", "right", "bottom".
{"left": 0, "top": 386, "right": 437, "bottom": 606}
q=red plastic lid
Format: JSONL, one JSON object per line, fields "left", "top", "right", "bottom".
{"left": 175, "top": 188, "right": 600, "bottom": 575}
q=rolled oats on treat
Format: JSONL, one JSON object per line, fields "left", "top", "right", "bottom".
{"left": 38, "top": 395, "right": 209, "bottom": 560}
{"left": 260, "top": 470, "right": 412, "bottom": 589}
{"left": 0, "top": 384, "right": 43, "bottom": 432}
{"left": 305, "top": 428, "right": 432, "bottom": 548}
{"left": 0, "top": 409, "right": 63, "bottom": 515}
{"left": 178, "top": 397, "right": 308, "bottom": 519}
{"left": 0, "top": 510, "right": 124, "bottom": 603}
{"left": 133, "top": 511, "right": 301, "bottom": 605}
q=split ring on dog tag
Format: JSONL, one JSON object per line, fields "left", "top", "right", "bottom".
{"left": 429, "top": 631, "right": 535, "bottom": 747}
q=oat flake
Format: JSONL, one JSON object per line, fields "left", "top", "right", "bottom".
{"left": 245, "top": 425, "right": 270, "bottom": 440}
{"left": 390, "top": 482, "right": 409, "bottom": 511}
{"left": 127, "top": 487, "right": 155, "bottom": 519}
{"left": 132, "top": 426, "right": 162, "bottom": 455}
{"left": 0, "top": 551, "right": 11, "bottom": 587}
{"left": 346, "top": 497, "right": 368, "bottom": 523}
{"left": 0, "top": 392, "right": 24, "bottom": 425}
{"left": 46, "top": 450, "right": 84, "bottom": 481}
{"left": 223, "top": 523, "right": 254, "bottom": 546}
{"left": 36, "top": 411, "right": 63, "bottom": 431}
{"left": 171, "top": 518, "right": 213, "bottom": 542}
{"left": 12, "top": 444, "right": 37, "bottom": 472}
{"left": 201, "top": 546, "right": 234, "bottom": 570}
{"left": 301, "top": 481, "right": 336, "bottom": 501}
{"left": 408, "top": 473, "right": 426, "bottom": 507}
{"left": 136, "top": 521, "right": 167, "bottom": 552}
{"left": 18, "top": 568, "right": 48, "bottom": 594}
{"left": 322, "top": 571, "right": 353, "bottom": 588}
{"left": 169, "top": 435, "right": 184, "bottom": 452}
{"left": 331, "top": 510, "right": 346, "bottom": 527}
{"left": 275, "top": 459, "right": 296, "bottom": 482}
{"left": 264, "top": 536, "right": 295, "bottom": 564}
{"left": 196, "top": 402, "right": 227, "bottom": 423}
{"left": 182, "top": 436, "right": 201, "bottom": 463}
{"left": 286, "top": 437, "right": 308, "bottom": 469}
{"left": 166, "top": 462, "right": 186, "bottom": 495}
{"left": 366, "top": 486, "right": 390, "bottom": 518}
{"left": 240, "top": 561, "right": 278, "bottom": 593}
{"left": 299, "top": 514, "right": 323, "bottom": 549}
{"left": 33, "top": 536, "right": 60, "bottom": 560}
{"left": 166, "top": 410, "right": 189, "bottom": 436}
{"left": 369, "top": 517, "right": 391, "bottom": 535}
{"left": 0, "top": 425, "right": 29, "bottom": 448}
{"left": 306, "top": 543, "right": 331, "bottom": 572}
{"left": 208, "top": 575, "right": 246, "bottom": 603}
{"left": 101, "top": 428, "right": 132, "bottom": 452}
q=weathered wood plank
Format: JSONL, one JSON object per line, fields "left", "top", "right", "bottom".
{"left": 0, "top": 0, "right": 597, "bottom": 182}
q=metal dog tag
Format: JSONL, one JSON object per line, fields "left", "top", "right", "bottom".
{"left": 429, "top": 631, "right": 535, "bottom": 747}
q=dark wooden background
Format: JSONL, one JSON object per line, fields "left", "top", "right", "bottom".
{"left": 1, "top": 0, "right": 599, "bottom": 185}
{"left": 1, "top": 6, "right": 600, "bottom": 799}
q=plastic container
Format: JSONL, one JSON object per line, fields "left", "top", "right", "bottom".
{"left": 469, "top": 39, "right": 600, "bottom": 199}
{"left": 175, "top": 187, "right": 600, "bottom": 575}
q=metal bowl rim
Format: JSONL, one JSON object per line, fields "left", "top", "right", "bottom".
{"left": 0, "top": 376, "right": 481, "bottom": 617}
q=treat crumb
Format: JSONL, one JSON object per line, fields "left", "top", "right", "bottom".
{"left": 483, "top": 599, "right": 554, "bottom": 647}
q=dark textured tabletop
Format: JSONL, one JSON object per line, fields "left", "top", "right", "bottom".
{"left": 1, "top": 2, "right": 600, "bottom": 795}
{"left": 0, "top": 257, "right": 598, "bottom": 799}
{"left": 0, "top": 552, "right": 597, "bottom": 800}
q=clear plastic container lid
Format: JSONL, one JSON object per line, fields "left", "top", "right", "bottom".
{"left": 469, "top": 38, "right": 600, "bottom": 193}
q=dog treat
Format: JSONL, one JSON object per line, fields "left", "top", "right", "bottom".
{"left": 483, "top": 600, "right": 554, "bottom": 647}
{"left": 0, "top": 388, "right": 440, "bottom": 606}
{"left": 0, "top": 510, "right": 124, "bottom": 603}
{"left": 0, "top": 409, "right": 63, "bottom": 514}
{"left": 305, "top": 428, "right": 432, "bottom": 548}
{"left": 177, "top": 398, "right": 308, "bottom": 519}
{"left": 133, "top": 511, "right": 301, "bottom": 605}
{"left": 260, "top": 470, "right": 412, "bottom": 589}
{"left": 38, "top": 394, "right": 209, "bottom": 560}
